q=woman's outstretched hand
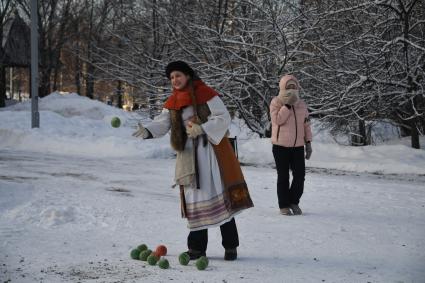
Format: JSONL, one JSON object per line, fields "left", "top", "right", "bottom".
{"left": 132, "top": 122, "right": 150, "bottom": 139}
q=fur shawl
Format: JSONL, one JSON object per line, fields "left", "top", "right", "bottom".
{"left": 169, "top": 103, "right": 211, "bottom": 152}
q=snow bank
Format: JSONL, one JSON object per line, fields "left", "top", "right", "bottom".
{"left": 1, "top": 92, "right": 424, "bottom": 175}
{"left": 231, "top": 117, "right": 424, "bottom": 175}
{"left": 307, "top": 119, "right": 402, "bottom": 145}
{"left": 0, "top": 92, "right": 173, "bottom": 159}
{"left": 238, "top": 137, "right": 425, "bottom": 175}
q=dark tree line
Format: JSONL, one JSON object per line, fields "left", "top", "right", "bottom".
{"left": 2, "top": 0, "right": 424, "bottom": 148}
{"left": 294, "top": 0, "right": 425, "bottom": 148}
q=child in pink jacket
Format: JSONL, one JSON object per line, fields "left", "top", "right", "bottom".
{"left": 270, "top": 74, "right": 312, "bottom": 215}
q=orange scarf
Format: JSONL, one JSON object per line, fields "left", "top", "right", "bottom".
{"left": 163, "top": 80, "right": 219, "bottom": 110}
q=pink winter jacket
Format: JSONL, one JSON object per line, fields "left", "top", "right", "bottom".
{"left": 270, "top": 97, "right": 312, "bottom": 147}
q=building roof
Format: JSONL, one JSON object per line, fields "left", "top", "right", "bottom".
{"left": 1, "top": 11, "right": 30, "bottom": 67}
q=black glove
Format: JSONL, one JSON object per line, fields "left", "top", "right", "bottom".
{"left": 305, "top": 142, "right": 312, "bottom": 160}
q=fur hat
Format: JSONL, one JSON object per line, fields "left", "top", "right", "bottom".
{"left": 279, "top": 74, "right": 299, "bottom": 90}
{"left": 165, "top": 61, "right": 195, "bottom": 79}
{"left": 278, "top": 74, "right": 300, "bottom": 97}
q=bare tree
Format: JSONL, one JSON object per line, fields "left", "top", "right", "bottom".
{"left": 0, "top": 0, "right": 15, "bottom": 107}
{"left": 79, "top": 0, "right": 296, "bottom": 135}
{"left": 26, "top": 0, "right": 423, "bottom": 147}
{"left": 17, "top": 0, "right": 77, "bottom": 97}
{"left": 292, "top": 0, "right": 425, "bottom": 148}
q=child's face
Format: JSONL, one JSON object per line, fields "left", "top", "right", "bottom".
{"left": 286, "top": 83, "right": 298, "bottom": 90}
{"left": 170, "top": 71, "right": 190, "bottom": 90}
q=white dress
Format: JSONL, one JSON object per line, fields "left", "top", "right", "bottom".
{"left": 145, "top": 96, "right": 241, "bottom": 231}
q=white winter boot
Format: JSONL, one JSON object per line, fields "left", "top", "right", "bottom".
{"left": 280, "top": 207, "right": 293, "bottom": 215}
{"left": 290, "top": 204, "right": 302, "bottom": 215}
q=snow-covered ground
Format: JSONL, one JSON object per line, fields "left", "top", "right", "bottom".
{"left": 1, "top": 150, "right": 424, "bottom": 283}
{"left": 1, "top": 92, "right": 425, "bottom": 282}
{"left": 1, "top": 92, "right": 424, "bottom": 175}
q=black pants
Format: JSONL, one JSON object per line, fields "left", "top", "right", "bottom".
{"left": 272, "top": 145, "right": 305, "bottom": 208}
{"left": 187, "top": 218, "right": 239, "bottom": 252}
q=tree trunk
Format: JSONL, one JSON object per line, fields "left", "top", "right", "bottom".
{"left": 52, "top": 60, "right": 61, "bottom": 91}
{"left": 116, "top": 80, "right": 123, "bottom": 109}
{"left": 29, "top": 67, "right": 31, "bottom": 98}
{"left": 74, "top": 41, "right": 81, "bottom": 95}
{"left": 411, "top": 121, "right": 420, "bottom": 149}
{"left": 39, "top": 67, "right": 51, "bottom": 97}
{"left": 75, "top": 60, "right": 81, "bottom": 95}
{"left": 351, "top": 120, "right": 369, "bottom": 146}
{"left": 358, "top": 119, "right": 366, "bottom": 145}
{"left": 0, "top": 65, "right": 6, "bottom": 107}
{"left": 421, "top": 116, "right": 425, "bottom": 137}
{"left": 85, "top": 63, "right": 95, "bottom": 99}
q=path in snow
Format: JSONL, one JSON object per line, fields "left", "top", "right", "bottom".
{"left": 1, "top": 150, "right": 424, "bottom": 283}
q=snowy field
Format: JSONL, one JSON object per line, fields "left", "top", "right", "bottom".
{"left": 1, "top": 93, "right": 425, "bottom": 282}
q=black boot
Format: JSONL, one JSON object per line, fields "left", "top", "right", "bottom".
{"left": 224, "top": 248, "right": 237, "bottom": 261}
{"left": 187, "top": 249, "right": 206, "bottom": 260}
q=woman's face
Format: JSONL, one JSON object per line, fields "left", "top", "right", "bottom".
{"left": 170, "top": 71, "right": 190, "bottom": 90}
{"left": 286, "top": 81, "right": 298, "bottom": 90}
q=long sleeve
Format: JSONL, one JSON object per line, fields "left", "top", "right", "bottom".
{"left": 201, "top": 96, "right": 231, "bottom": 145}
{"left": 144, "top": 108, "right": 171, "bottom": 138}
{"left": 304, "top": 108, "right": 312, "bottom": 142}
{"left": 270, "top": 97, "right": 291, "bottom": 126}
